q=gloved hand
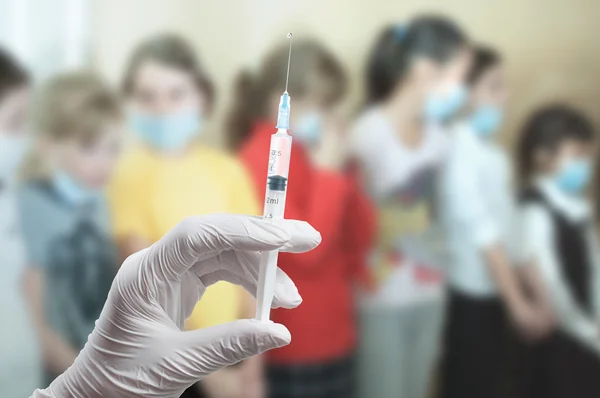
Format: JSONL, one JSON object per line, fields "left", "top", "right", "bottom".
{"left": 31, "top": 214, "right": 321, "bottom": 398}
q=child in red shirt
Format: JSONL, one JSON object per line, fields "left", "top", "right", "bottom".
{"left": 227, "top": 39, "right": 375, "bottom": 398}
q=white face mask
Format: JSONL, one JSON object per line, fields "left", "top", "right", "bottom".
{"left": 0, "top": 132, "right": 28, "bottom": 184}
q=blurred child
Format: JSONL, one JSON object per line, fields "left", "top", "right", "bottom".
{"left": 19, "top": 72, "right": 122, "bottom": 385}
{"left": 228, "top": 39, "right": 375, "bottom": 398}
{"left": 516, "top": 105, "right": 600, "bottom": 398}
{"left": 109, "top": 34, "right": 262, "bottom": 398}
{"left": 439, "top": 46, "right": 552, "bottom": 398}
{"left": 0, "top": 48, "right": 42, "bottom": 397}
{"left": 349, "top": 16, "right": 470, "bottom": 398}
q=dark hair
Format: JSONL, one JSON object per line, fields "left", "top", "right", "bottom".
{"left": 516, "top": 104, "right": 595, "bottom": 185}
{"left": 227, "top": 39, "right": 347, "bottom": 150}
{"left": 122, "top": 34, "right": 215, "bottom": 111}
{"left": 467, "top": 45, "right": 501, "bottom": 85}
{"left": 0, "top": 48, "right": 29, "bottom": 100}
{"left": 366, "top": 15, "right": 468, "bottom": 104}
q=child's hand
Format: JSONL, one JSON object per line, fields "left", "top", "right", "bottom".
{"left": 511, "top": 301, "right": 555, "bottom": 342}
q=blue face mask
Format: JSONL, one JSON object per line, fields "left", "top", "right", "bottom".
{"left": 130, "top": 108, "right": 202, "bottom": 152}
{"left": 470, "top": 105, "right": 503, "bottom": 138}
{"left": 424, "top": 83, "right": 468, "bottom": 123}
{"left": 53, "top": 171, "right": 100, "bottom": 207}
{"left": 293, "top": 112, "right": 323, "bottom": 147}
{"left": 553, "top": 159, "right": 591, "bottom": 195}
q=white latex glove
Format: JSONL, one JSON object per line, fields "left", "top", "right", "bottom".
{"left": 31, "top": 214, "right": 321, "bottom": 398}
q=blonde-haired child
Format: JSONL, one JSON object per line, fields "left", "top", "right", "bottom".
{"left": 20, "top": 72, "right": 123, "bottom": 386}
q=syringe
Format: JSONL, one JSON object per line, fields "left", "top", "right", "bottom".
{"left": 255, "top": 33, "right": 294, "bottom": 321}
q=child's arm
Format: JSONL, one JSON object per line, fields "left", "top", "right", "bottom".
{"left": 521, "top": 205, "right": 600, "bottom": 348}
{"left": 517, "top": 261, "right": 556, "bottom": 328}
{"left": 445, "top": 151, "right": 548, "bottom": 337}
{"left": 200, "top": 370, "right": 244, "bottom": 398}
{"left": 22, "top": 266, "right": 78, "bottom": 374}
{"left": 116, "top": 235, "right": 151, "bottom": 264}
{"left": 482, "top": 245, "right": 552, "bottom": 339}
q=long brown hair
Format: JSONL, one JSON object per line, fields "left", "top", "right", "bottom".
{"left": 226, "top": 39, "right": 347, "bottom": 151}
{"left": 122, "top": 33, "right": 215, "bottom": 112}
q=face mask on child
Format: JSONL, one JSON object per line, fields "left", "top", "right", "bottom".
{"left": 293, "top": 112, "right": 323, "bottom": 147}
{"left": 0, "top": 132, "right": 28, "bottom": 183}
{"left": 130, "top": 108, "right": 202, "bottom": 152}
{"left": 470, "top": 105, "right": 503, "bottom": 138}
{"left": 53, "top": 171, "right": 100, "bottom": 206}
{"left": 553, "top": 159, "right": 591, "bottom": 195}
{"left": 424, "top": 82, "right": 468, "bottom": 123}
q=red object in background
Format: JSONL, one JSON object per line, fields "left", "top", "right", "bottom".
{"left": 239, "top": 121, "right": 376, "bottom": 364}
{"left": 413, "top": 262, "right": 443, "bottom": 284}
{"left": 387, "top": 249, "right": 404, "bottom": 267}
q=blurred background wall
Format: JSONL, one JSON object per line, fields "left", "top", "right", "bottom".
{"left": 92, "top": 0, "right": 600, "bottom": 147}
{"left": 0, "top": 0, "right": 92, "bottom": 79}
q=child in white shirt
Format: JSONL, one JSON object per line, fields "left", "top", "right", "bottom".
{"left": 516, "top": 105, "right": 600, "bottom": 398}
{"left": 439, "top": 46, "right": 552, "bottom": 398}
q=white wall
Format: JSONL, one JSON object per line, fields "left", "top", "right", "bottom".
{"left": 0, "top": 0, "right": 92, "bottom": 79}
{"left": 93, "top": 0, "right": 600, "bottom": 147}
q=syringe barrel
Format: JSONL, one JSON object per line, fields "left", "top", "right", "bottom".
{"left": 255, "top": 130, "right": 292, "bottom": 321}
{"left": 266, "top": 130, "right": 292, "bottom": 179}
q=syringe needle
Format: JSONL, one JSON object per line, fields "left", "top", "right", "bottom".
{"left": 285, "top": 33, "right": 293, "bottom": 93}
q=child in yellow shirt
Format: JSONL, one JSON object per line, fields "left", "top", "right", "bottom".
{"left": 109, "top": 34, "right": 261, "bottom": 398}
